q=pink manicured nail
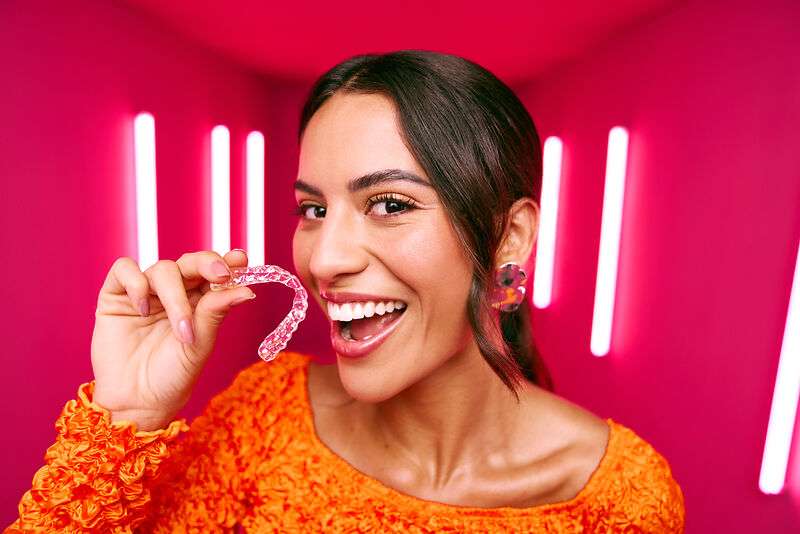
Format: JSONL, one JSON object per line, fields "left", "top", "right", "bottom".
{"left": 178, "top": 318, "right": 195, "bottom": 344}
{"left": 211, "top": 260, "right": 231, "bottom": 278}
{"left": 138, "top": 298, "right": 150, "bottom": 317}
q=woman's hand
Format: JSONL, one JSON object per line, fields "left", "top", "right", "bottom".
{"left": 90, "top": 249, "right": 256, "bottom": 431}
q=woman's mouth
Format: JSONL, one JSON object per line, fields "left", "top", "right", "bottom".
{"left": 328, "top": 300, "right": 407, "bottom": 359}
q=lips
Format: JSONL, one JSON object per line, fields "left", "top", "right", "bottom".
{"left": 329, "top": 306, "right": 407, "bottom": 359}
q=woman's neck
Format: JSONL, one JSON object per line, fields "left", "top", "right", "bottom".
{"left": 366, "top": 340, "right": 531, "bottom": 487}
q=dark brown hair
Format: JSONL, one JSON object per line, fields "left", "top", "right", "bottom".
{"left": 298, "top": 50, "right": 554, "bottom": 399}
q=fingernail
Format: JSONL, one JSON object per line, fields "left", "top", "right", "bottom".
{"left": 211, "top": 260, "right": 231, "bottom": 278}
{"left": 178, "top": 318, "right": 195, "bottom": 344}
{"left": 138, "top": 298, "right": 150, "bottom": 317}
{"left": 231, "top": 289, "right": 256, "bottom": 305}
{"left": 232, "top": 248, "right": 247, "bottom": 255}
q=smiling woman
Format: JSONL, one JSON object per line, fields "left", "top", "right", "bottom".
{"left": 6, "top": 50, "right": 684, "bottom": 533}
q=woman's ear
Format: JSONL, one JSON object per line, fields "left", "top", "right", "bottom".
{"left": 495, "top": 197, "right": 540, "bottom": 273}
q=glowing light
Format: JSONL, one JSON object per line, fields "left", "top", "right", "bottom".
{"left": 759, "top": 237, "right": 800, "bottom": 494}
{"left": 211, "top": 125, "right": 231, "bottom": 256}
{"left": 533, "top": 136, "right": 563, "bottom": 309}
{"left": 590, "top": 126, "right": 629, "bottom": 357}
{"left": 246, "top": 131, "right": 265, "bottom": 266}
{"left": 134, "top": 112, "right": 158, "bottom": 271}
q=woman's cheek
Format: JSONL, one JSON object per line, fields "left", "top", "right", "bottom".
{"left": 292, "top": 228, "right": 314, "bottom": 291}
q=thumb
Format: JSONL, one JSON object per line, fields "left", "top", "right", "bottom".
{"left": 192, "top": 286, "right": 256, "bottom": 350}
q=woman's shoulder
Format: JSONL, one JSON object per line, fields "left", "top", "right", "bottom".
{"left": 604, "top": 419, "right": 683, "bottom": 488}
{"left": 596, "top": 418, "right": 686, "bottom": 528}
{"left": 525, "top": 389, "right": 684, "bottom": 526}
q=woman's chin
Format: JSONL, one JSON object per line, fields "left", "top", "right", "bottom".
{"left": 336, "top": 363, "right": 401, "bottom": 404}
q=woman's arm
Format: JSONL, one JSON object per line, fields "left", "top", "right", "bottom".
{"left": 4, "top": 377, "right": 250, "bottom": 533}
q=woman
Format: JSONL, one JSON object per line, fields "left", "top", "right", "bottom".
{"left": 6, "top": 50, "right": 685, "bottom": 532}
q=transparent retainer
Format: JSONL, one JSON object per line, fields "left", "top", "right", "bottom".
{"left": 209, "top": 265, "right": 308, "bottom": 362}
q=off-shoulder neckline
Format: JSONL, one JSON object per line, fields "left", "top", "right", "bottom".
{"left": 295, "top": 354, "right": 618, "bottom": 517}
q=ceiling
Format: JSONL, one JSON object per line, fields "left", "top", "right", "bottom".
{"left": 123, "top": 0, "right": 682, "bottom": 86}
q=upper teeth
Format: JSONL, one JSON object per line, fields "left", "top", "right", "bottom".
{"left": 327, "top": 300, "right": 406, "bottom": 322}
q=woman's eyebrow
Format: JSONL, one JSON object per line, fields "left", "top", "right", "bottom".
{"left": 294, "top": 169, "right": 432, "bottom": 197}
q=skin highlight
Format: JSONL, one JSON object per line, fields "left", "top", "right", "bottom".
{"left": 292, "top": 91, "right": 609, "bottom": 507}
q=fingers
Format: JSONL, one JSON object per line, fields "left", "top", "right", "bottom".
{"left": 192, "top": 248, "right": 249, "bottom": 295}
{"left": 103, "top": 250, "right": 253, "bottom": 347}
{"left": 144, "top": 260, "right": 198, "bottom": 344}
{"left": 224, "top": 248, "right": 248, "bottom": 266}
{"left": 192, "top": 282, "right": 256, "bottom": 354}
{"left": 175, "top": 250, "right": 236, "bottom": 291}
{"left": 102, "top": 257, "right": 151, "bottom": 317}
{"left": 145, "top": 249, "right": 251, "bottom": 346}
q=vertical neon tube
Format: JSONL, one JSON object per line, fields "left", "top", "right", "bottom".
{"left": 134, "top": 112, "right": 158, "bottom": 271}
{"left": 211, "top": 125, "right": 231, "bottom": 256}
{"left": 533, "top": 136, "right": 563, "bottom": 309}
{"left": 590, "top": 126, "right": 629, "bottom": 357}
{"left": 246, "top": 131, "right": 265, "bottom": 267}
{"left": 759, "top": 238, "right": 800, "bottom": 494}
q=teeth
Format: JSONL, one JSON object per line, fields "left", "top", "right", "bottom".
{"left": 327, "top": 300, "right": 407, "bottom": 321}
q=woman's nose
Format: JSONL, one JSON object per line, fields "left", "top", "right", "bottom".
{"left": 307, "top": 210, "right": 367, "bottom": 283}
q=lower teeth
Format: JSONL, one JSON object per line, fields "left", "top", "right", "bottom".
{"left": 342, "top": 322, "right": 353, "bottom": 341}
{"left": 341, "top": 321, "right": 373, "bottom": 342}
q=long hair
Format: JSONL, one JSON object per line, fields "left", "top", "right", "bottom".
{"left": 298, "top": 50, "right": 554, "bottom": 399}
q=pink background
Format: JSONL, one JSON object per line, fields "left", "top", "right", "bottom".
{"left": 1, "top": 0, "right": 799, "bottom": 530}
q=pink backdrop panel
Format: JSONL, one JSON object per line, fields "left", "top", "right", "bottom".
{"left": 519, "top": 0, "right": 800, "bottom": 531}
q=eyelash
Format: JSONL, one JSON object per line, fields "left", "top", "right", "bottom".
{"left": 292, "top": 193, "right": 418, "bottom": 220}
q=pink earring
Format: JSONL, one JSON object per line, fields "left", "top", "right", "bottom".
{"left": 490, "top": 262, "right": 527, "bottom": 312}
{"left": 210, "top": 265, "right": 308, "bottom": 362}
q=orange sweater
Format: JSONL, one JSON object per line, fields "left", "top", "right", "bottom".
{"left": 6, "top": 351, "right": 685, "bottom": 533}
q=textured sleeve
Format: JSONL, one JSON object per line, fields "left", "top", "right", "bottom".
{"left": 605, "top": 438, "right": 686, "bottom": 533}
{"left": 636, "top": 457, "right": 686, "bottom": 533}
{"left": 4, "top": 369, "right": 258, "bottom": 534}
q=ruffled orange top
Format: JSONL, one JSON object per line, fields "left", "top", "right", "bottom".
{"left": 6, "top": 350, "right": 685, "bottom": 533}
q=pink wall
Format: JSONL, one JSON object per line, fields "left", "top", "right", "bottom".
{"left": 0, "top": 0, "right": 307, "bottom": 524}
{"left": 518, "top": 0, "right": 800, "bottom": 530}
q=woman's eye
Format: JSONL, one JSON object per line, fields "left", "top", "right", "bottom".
{"left": 294, "top": 204, "right": 326, "bottom": 219}
{"left": 293, "top": 195, "right": 417, "bottom": 220}
{"left": 367, "top": 195, "right": 417, "bottom": 217}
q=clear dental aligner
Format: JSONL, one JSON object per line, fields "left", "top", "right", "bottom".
{"left": 209, "top": 265, "right": 308, "bottom": 362}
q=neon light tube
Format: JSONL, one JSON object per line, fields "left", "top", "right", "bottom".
{"left": 590, "top": 126, "right": 629, "bottom": 357}
{"left": 134, "top": 112, "right": 158, "bottom": 271}
{"left": 759, "top": 238, "right": 800, "bottom": 494}
{"left": 246, "top": 131, "right": 265, "bottom": 266}
{"left": 533, "top": 136, "right": 563, "bottom": 309}
{"left": 211, "top": 125, "right": 231, "bottom": 256}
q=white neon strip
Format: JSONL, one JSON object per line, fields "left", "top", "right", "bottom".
{"left": 759, "top": 238, "right": 800, "bottom": 494}
{"left": 590, "top": 126, "right": 629, "bottom": 357}
{"left": 246, "top": 131, "right": 265, "bottom": 267}
{"left": 211, "top": 125, "right": 231, "bottom": 256}
{"left": 533, "top": 136, "right": 563, "bottom": 309}
{"left": 133, "top": 112, "right": 159, "bottom": 271}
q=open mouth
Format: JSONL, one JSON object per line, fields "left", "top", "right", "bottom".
{"left": 338, "top": 304, "right": 406, "bottom": 341}
{"left": 328, "top": 300, "right": 408, "bottom": 358}
{"left": 328, "top": 300, "right": 406, "bottom": 341}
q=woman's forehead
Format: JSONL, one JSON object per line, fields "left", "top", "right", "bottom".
{"left": 298, "top": 94, "right": 427, "bottom": 188}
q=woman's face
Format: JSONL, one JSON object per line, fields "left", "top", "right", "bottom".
{"left": 292, "top": 92, "right": 476, "bottom": 403}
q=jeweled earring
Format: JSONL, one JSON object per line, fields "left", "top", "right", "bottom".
{"left": 490, "top": 262, "right": 527, "bottom": 312}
